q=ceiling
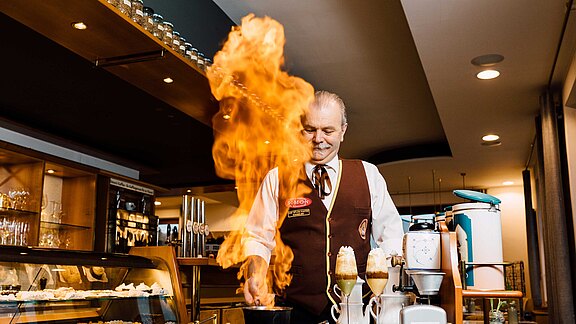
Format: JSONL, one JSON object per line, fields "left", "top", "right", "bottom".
{"left": 213, "top": 0, "right": 571, "bottom": 196}
{"left": 0, "top": 1, "right": 573, "bottom": 204}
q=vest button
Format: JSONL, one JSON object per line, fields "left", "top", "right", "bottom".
{"left": 328, "top": 270, "right": 334, "bottom": 275}
{"left": 328, "top": 218, "right": 333, "bottom": 222}
{"left": 328, "top": 234, "right": 334, "bottom": 239}
{"left": 328, "top": 288, "right": 333, "bottom": 293}
{"left": 327, "top": 252, "right": 332, "bottom": 257}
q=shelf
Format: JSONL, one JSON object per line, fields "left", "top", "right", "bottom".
{"left": 0, "top": 245, "right": 155, "bottom": 268}
{"left": 461, "top": 289, "right": 523, "bottom": 298}
{"left": 40, "top": 221, "right": 92, "bottom": 231}
{"left": 0, "top": 208, "right": 37, "bottom": 217}
{"left": 0, "top": 294, "right": 174, "bottom": 305}
{"left": 177, "top": 257, "right": 220, "bottom": 267}
{"left": 0, "top": 309, "right": 100, "bottom": 324}
{"left": 0, "top": 0, "right": 218, "bottom": 126}
{"left": 116, "top": 219, "right": 155, "bottom": 231}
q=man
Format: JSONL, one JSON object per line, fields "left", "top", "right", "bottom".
{"left": 242, "top": 90, "right": 403, "bottom": 323}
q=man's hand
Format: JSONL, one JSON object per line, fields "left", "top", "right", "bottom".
{"left": 243, "top": 255, "right": 275, "bottom": 306}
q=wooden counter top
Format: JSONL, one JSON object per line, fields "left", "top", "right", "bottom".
{"left": 177, "top": 257, "right": 220, "bottom": 267}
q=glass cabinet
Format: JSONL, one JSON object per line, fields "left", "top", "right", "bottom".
{"left": 0, "top": 147, "right": 44, "bottom": 248}
{"left": 0, "top": 246, "right": 187, "bottom": 323}
{"left": 0, "top": 145, "right": 98, "bottom": 251}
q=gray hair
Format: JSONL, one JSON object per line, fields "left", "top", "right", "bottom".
{"left": 312, "top": 90, "right": 348, "bottom": 126}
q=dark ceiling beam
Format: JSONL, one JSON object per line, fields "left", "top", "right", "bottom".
{"left": 367, "top": 141, "right": 452, "bottom": 165}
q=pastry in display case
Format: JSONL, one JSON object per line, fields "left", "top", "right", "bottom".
{"left": 0, "top": 246, "right": 187, "bottom": 323}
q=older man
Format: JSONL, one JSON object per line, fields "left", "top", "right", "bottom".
{"left": 243, "top": 90, "right": 403, "bottom": 323}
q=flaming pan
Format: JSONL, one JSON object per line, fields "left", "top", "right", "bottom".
{"left": 242, "top": 306, "right": 292, "bottom": 324}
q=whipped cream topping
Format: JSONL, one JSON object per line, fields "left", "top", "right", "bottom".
{"left": 366, "top": 248, "right": 387, "bottom": 273}
{"left": 335, "top": 246, "right": 358, "bottom": 275}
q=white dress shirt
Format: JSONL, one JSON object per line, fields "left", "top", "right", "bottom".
{"left": 243, "top": 155, "right": 403, "bottom": 264}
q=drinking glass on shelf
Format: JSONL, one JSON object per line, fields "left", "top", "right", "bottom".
{"left": 335, "top": 246, "right": 358, "bottom": 324}
{"left": 41, "top": 194, "right": 49, "bottom": 221}
{"left": 17, "top": 221, "right": 29, "bottom": 246}
{"left": 18, "top": 188, "right": 30, "bottom": 210}
{"left": 0, "top": 218, "right": 11, "bottom": 244}
{"left": 39, "top": 228, "right": 61, "bottom": 248}
{"left": 7, "top": 188, "right": 17, "bottom": 209}
{"left": 50, "top": 201, "right": 63, "bottom": 224}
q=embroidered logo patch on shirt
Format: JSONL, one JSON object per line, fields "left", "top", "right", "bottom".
{"left": 285, "top": 197, "right": 312, "bottom": 208}
{"left": 358, "top": 218, "right": 368, "bottom": 240}
{"left": 288, "top": 208, "right": 311, "bottom": 218}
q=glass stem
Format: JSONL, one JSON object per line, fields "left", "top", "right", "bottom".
{"left": 376, "top": 295, "right": 380, "bottom": 324}
{"left": 346, "top": 295, "right": 350, "bottom": 324}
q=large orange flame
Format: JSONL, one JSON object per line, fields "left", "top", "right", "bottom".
{"left": 207, "top": 15, "right": 314, "bottom": 295}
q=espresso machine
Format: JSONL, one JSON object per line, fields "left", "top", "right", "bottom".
{"left": 393, "top": 214, "right": 447, "bottom": 323}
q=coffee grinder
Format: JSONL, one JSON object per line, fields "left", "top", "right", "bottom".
{"left": 393, "top": 214, "right": 447, "bottom": 323}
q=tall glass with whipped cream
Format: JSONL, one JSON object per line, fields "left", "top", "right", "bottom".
{"left": 366, "top": 248, "right": 388, "bottom": 295}
{"left": 335, "top": 246, "right": 358, "bottom": 324}
{"left": 366, "top": 248, "right": 388, "bottom": 323}
{"left": 335, "top": 246, "right": 358, "bottom": 295}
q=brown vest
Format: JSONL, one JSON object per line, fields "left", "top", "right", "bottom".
{"left": 278, "top": 159, "right": 372, "bottom": 315}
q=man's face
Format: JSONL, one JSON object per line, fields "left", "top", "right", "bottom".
{"left": 301, "top": 101, "right": 347, "bottom": 164}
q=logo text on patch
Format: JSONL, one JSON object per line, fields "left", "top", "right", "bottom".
{"left": 288, "top": 209, "right": 311, "bottom": 218}
{"left": 285, "top": 197, "right": 312, "bottom": 208}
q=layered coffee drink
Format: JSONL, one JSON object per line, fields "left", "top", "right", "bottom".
{"left": 366, "top": 248, "right": 388, "bottom": 296}
{"left": 335, "top": 246, "right": 358, "bottom": 295}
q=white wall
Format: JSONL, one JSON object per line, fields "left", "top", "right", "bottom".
{"left": 156, "top": 208, "right": 180, "bottom": 219}
{"left": 487, "top": 186, "right": 530, "bottom": 299}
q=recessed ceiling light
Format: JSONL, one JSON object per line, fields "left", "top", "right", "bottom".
{"left": 223, "top": 114, "right": 231, "bottom": 120}
{"left": 186, "top": 189, "right": 191, "bottom": 193}
{"left": 46, "top": 169, "right": 56, "bottom": 174}
{"left": 163, "top": 77, "right": 174, "bottom": 83}
{"left": 72, "top": 22, "right": 87, "bottom": 30}
{"left": 154, "top": 201, "right": 162, "bottom": 206}
{"left": 477, "top": 70, "right": 500, "bottom": 80}
{"left": 502, "top": 181, "right": 514, "bottom": 186}
{"left": 482, "top": 134, "right": 500, "bottom": 142}
{"left": 264, "top": 140, "right": 270, "bottom": 145}
{"left": 471, "top": 54, "right": 504, "bottom": 67}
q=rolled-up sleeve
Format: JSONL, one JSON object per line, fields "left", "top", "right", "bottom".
{"left": 242, "top": 168, "right": 280, "bottom": 264}
{"left": 363, "top": 162, "right": 404, "bottom": 256}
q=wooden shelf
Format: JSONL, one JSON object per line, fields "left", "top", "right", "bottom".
{"left": 40, "top": 221, "right": 92, "bottom": 231}
{"left": 177, "top": 257, "right": 220, "bottom": 267}
{"left": 461, "top": 289, "right": 523, "bottom": 299}
{"left": 0, "top": 0, "right": 218, "bottom": 126}
{"left": 0, "top": 208, "right": 38, "bottom": 217}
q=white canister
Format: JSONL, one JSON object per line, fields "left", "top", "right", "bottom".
{"left": 453, "top": 202, "right": 504, "bottom": 289}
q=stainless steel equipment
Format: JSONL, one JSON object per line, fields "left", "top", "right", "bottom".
{"left": 179, "top": 195, "right": 208, "bottom": 258}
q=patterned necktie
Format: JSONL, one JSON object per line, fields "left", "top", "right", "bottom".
{"left": 313, "top": 164, "right": 332, "bottom": 199}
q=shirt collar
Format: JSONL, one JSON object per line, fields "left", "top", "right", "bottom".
{"left": 305, "top": 155, "right": 339, "bottom": 178}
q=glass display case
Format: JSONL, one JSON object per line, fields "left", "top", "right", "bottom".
{"left": 0, "top": 144, "right": 99, "bottom": 251}
{"left": 0, "top": 246, "right": 187, "bottom": 323}
{"left": 0, "top": 146, "right": 44, "bottom": 248}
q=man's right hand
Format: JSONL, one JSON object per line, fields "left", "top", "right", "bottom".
{"left": 243, "top": 255, "right": 275, "bottom": 306}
